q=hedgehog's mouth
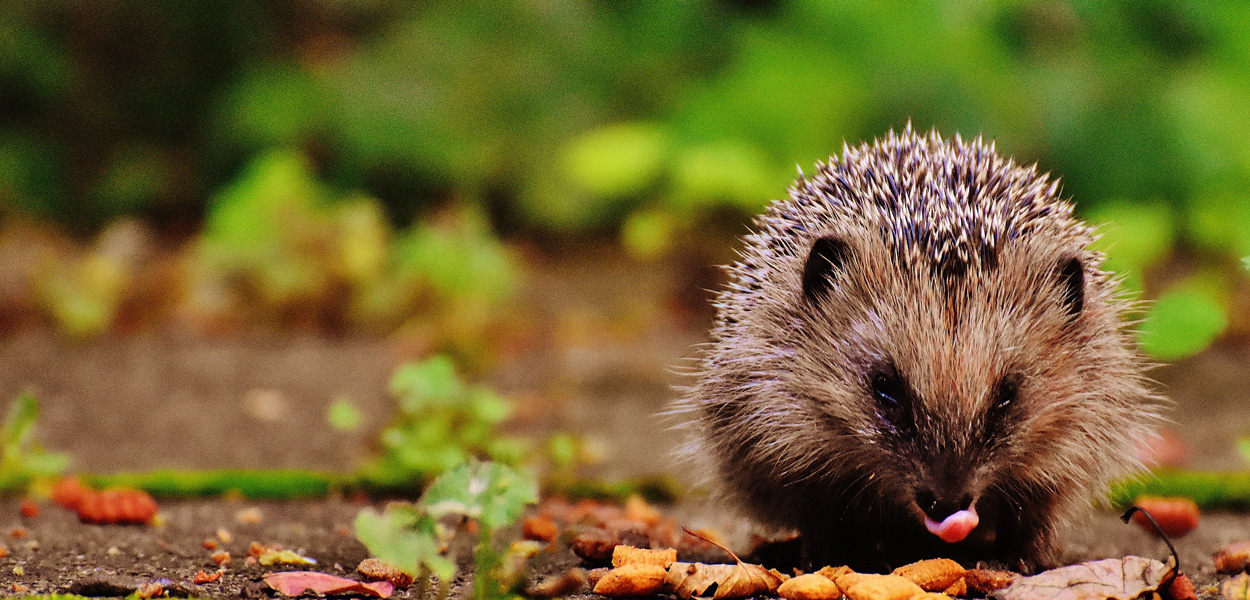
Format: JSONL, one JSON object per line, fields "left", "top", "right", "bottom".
{"left": 922, "top": 505, "right": 980, "bottom": 543}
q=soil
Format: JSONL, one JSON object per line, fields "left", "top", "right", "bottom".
{"left": 1, "top": 251, "right": 1248, "bottom": 598}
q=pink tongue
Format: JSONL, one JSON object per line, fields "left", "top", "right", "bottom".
{"left": 924, "top": 508, "right": 979, "bottom": 543}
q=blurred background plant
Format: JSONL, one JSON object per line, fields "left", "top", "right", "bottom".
{"left": 1, "top": 0, "right": 1248, "bottom": 359}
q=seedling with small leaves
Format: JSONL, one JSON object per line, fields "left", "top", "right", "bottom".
{"left": 355, "top": 460, "right": 539, "bottom": 600}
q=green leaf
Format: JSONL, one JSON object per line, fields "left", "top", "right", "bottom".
{"left": 354, "top": 504, "right": 438, "bottom": 578}
{"left": 1, "top": 391, "right": 39, "bottom": 450}
{"left": 419, "top": 460, "right": 538, "bottom": 531}
{"left": 1138, "top": 284, "right": 1228, "bottom": 360}
{"left": 389, "top": 355, "right": 464, "bottom": 412}
{"left": 327, "top": 397, "right": 363, "bottom": 431}
{"left": 562, "top": 122, "right": 667, "bottom": 198}
{"left": 1087, "top": 200, "right": 1175, "bottom": 272}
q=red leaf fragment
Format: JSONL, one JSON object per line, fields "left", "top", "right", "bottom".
{"left": 263, "top": 571, "right": 394, "bottom": 598}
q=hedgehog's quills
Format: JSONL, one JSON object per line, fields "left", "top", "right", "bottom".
{"left": 674, "top": 126, "right": 1164, "bottom": 573}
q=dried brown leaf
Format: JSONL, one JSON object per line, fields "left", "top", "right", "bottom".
{"left": 990, "top": 556, "right": 1170, "bottom": 600}
{"left": 667, "top": 562, "right": 775, "bottom": 599}
{"left": 1224, "top": 573, "right": 1250, "bottom": 600}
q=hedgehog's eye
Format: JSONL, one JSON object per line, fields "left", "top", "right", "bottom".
{"left": 869, "top": 365, "right": 911, "bottom": 414}
{"left": 986, "top": 374, "right": 1020, "bottom": 425}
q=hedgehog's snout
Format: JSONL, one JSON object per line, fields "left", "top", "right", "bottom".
{"left": 915, "top": 488, "right": 973, "bottom": 522}
{"left": 914, "top": 485, "right": 980, "bottom": 544}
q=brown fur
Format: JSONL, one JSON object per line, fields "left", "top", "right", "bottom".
{"left": 674, "top": 127, "right": 1163, "bottom": 572}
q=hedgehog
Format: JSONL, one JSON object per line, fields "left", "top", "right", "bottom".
{"left": 676, "top": 126, "right": 1163, "bottom": 572}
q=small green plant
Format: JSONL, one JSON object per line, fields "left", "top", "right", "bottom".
{"left": 0, "top": 392, "right": 69, "bottom": 492}
{"left": 355, "top": 460, "right": 539, "bottom": 600}
{"left": 359, "top": 355, "right": 529, "bottom": 490}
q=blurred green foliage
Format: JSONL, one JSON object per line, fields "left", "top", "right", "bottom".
{"left": 0, "top": 392, "right": 68, "bottom": 491}
{"left": 1, "top": 1, "right": 1249, "bottom": 356}
{"left": 362, "top": 355, "right": 529, "bottom": 489}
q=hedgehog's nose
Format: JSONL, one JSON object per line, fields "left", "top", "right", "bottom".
{"left": 915, "top": 489, "right": 974, "bottom": 522}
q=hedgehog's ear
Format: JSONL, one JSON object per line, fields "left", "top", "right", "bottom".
{"left": 1056, "top": 257, "right": 1084, "bottom": 319}
{"left": 802, "top": 236, "right": 851, "bottom": 303}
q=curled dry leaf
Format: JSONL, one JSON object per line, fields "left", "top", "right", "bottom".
{"left": 1224, "top": 573, "right": 1250, "bottom": 600}
{"left": 1131, "top": 497, "right": 1200, "bottom": 537}
{"left": 666, "top": 562, "right": 785, "bottom": 600}
{"left": 593, "top": 563, "right": 669, "bottom": 597}
{"left": 613, "top": 545, "right": 678, "bottom": 568}
{"left": 1216, "top": 541, "right": 1250, "bottom": 574}
{"left": 892, "top": 558, "right": 966, "bottom": 592}
{"left": 964, "top": 569, "right": 1017, "bottom": 596}
{"left": 835, "top": 573, "right": 925, "bottom": 600}
{"left": 778, "top": 573, "right": 843, "bottom": 600}
{"left": 358, "top": 557, "right": 415, "bottom": 588}
{"left": 990, "top": 556, "right": 1171, "bottom": 600}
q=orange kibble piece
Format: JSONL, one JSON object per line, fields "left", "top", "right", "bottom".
{"left": 522, "top": 515, "right": 559, "bottom": 542}
{"left": 51, "top": 476, "right": 89, "bottom": 510}
{"left": 193, "top": 570, "right": 223, "bottom": 584}
{"left": 892, "top": 558, "right": 966, "bottom": 592}
{"left": 1216, "top": 541, "right": 1250, "bottom": 573}
{"left": 19, "top": 499, "right": 39, "bottom": 518}
{"left": 911, "top": 593, "right": 952, "bottom": 600}
{"left": 836, "top": 573, "right": 925, "bottom": 600}
{"left": 211, "top": 550, "right": 231, "bottom": 566}
{"left": 235, "top": 507, "right": 262, "bottom": 524}
{"left": 963, "top": 569, "right": 1016, "bottom": 595}
{"left": 0, "top": 543, "right": 8, "bottom": 557}
{"left": 816, "top": 566, "right": 853, "bottom": 582}
{"left": 77, "top": 488, "right": 157, "bottom": 525}
{"left": 1132, "top": 496, "right": 1199, "bottom": 537}
{"left": 358, "top": 557, "right": 416, "bottom": 588}
{"left": 624, "top": 495, "right": 663, "bottom": 526}
{"left": 592, "top": 563, "right": 668, "bottom": 597}
{"left": 611, "top": 545, "right": 678, "bottom": 568}
{"left": 779, "top": 573, "right": 843, "bottom": 600}
{"left": 203, "top": 539, "right": 218, "bottom": 550}
{"left": 942, "top": 578, "right": 967, "bottom": 597}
